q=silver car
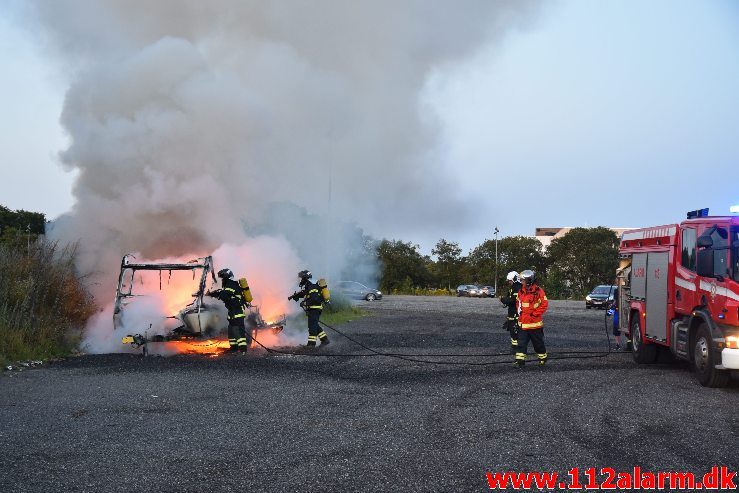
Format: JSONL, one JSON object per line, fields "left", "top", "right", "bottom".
{"left": 335, "top": 281, "right": 383, "bottom": 301}
{"left": 456, "top": 284, "right": 483, "bottom": 297}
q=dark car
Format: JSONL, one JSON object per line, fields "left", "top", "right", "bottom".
{"left": 585, "top": 285, "right": 617, "bottom": 309}
{"left": 480, "top": 286, "right": 496, "bottom": 298}
{"left": 335, "top": 281, "right": 383, "bottom": 301}
{"left": 456, "top": 284, "right": 483, "bottom": 297}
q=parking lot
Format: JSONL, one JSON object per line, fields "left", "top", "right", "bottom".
{"left": 1, "top": 296, "right": 737, "bottom": 492}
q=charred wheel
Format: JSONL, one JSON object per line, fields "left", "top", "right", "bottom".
{"left": 692, "top": 323, "right": 729, "bottom": 388}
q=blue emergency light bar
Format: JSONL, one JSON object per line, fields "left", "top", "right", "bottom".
{"left": 686, "top": 208, "right": 709, "bottom": 219}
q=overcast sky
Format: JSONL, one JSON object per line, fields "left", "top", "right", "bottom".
{"left": 1, "top": 0, "right": 738, "bottom": 254}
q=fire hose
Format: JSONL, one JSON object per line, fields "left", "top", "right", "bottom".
{"left": 245, "top": 293, "right": 618, "bottom": 367}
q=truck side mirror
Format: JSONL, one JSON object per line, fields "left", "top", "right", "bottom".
{"left": 697, "top": 236, "right": 713, "bottom": 248}
{"left": 696, "top": 249, "right": 714, "bottom": 277}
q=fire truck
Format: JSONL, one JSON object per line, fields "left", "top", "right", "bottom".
{"left": 617, "top": 209, "right": 739, "bottom": 387}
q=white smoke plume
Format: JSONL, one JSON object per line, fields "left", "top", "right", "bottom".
{"left": 21, "top": 0, "right": 539, "bottom": 351}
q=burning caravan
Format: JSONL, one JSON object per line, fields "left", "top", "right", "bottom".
{"left": 114, "top": 254, "right": 284, "bottom": 355}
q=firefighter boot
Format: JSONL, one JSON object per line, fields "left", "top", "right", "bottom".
{"left": 306, "top": 335, "right": 317, "bottom": 347}
{"left": 537, "top": 353, "right": 548, "bottom": 366}
{"left": 510, "top": 326, "right": 519, "bottom": 354}
{"left": 318, "top": 331, "right": 330, "bottom": 346}
{"left": 514, "top": 352, "right": 525, "bottom": 369}
{"left": 236, "top": 336, "right": 249, "bottom": 353}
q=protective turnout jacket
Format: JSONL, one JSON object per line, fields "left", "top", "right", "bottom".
{"left": 211, "top": 278, "right": 246, "bottom": 321}
{"left": 517, "top": 284, "right": 548, "bottom": 330}
{"left": 295, "top": 281, "right": 325, "bottom": 310}
{"left": 501, "top": 281, "right": 522, "bottom": 320}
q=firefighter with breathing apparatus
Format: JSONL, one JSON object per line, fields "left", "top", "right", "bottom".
{"left": 207, "top": 268, "right": 253, "bottom": 352}
{"left": 515, "top": 269, "right": 549, "bottom": 367}
{"left": 288, "top": 270, "right": 330, "bottom": 347}
{"left": 500, "top": 271, "right": 522, "bottom": 353}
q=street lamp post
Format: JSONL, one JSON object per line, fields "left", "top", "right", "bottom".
{"left": 494, "top": 227, "right": 499, "bottom": 297}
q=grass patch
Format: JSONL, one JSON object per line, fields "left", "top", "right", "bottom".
{"left": 321, "top": 305, "right": 369, "bottom": 326}
{"left": 0, "top": 241, "right": 95, "bottom": 366}
{"left": 320, "top": 294, "right": 369, "bottom": 326}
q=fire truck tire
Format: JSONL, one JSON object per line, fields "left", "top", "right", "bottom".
{"left": 631, "top": 314, "right": 656, "bottom": 364}
{"left": 692, "top": 323, "right": 730, "bottom": 388}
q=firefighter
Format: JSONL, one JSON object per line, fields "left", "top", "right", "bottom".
{"left": 500, "top": 271, "right": 522, "bottom": 353}
{"left": 208, "top": 268, "right": 250, "bottom": 352}
{"left": 288, "top": 270, "right": 330, "bottom": 347}
{"left": 515, "top": 269, "right": 549, "bottom": 367}
{"left": 607, "top": 287, "right": 623, "bottom": 350}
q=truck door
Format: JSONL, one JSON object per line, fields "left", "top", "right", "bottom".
{"left": 697, "top": 224, "right": 730, "bottom": 321}
{"left": 645, "top": 251, "right": 669, "bottom": 341}
{"left": 675, "top": 226, "right": 697, "bottom": 315}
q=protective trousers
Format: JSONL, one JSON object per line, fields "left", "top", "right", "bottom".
{"left": 228, "top": 318, "right": 250, "bottom": 351}
{"left": 306, "top": 309, "right": 329, "bottom": 346}
{"left": 515, "top": 328, "right": 547, "bottom": 366}
{"left": 503, "top": 318, "right": 519, "bottom": 353}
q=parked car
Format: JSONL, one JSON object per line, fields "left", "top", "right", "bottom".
{"left": 334, "top": 281, "right": 383, "bottom": 301}
{"left": 480, "top": 286, "right": 496, "bottom": 298}
{"left": 585, "top": 285, "right": 617, "bottom": 309}
{"left": 456, "top": 284, "right": 483, "bottom": 297}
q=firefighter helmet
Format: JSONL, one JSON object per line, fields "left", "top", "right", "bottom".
{"left": 217, "top": 268, "right": 234, "bottom": 279}
{"left": 506, "top": 271, "right": 519, "bottom": 282}
{"left": 520, "top": 269, "right": 536, "bottom": 284}
{"left": 298, "top": 270, "right": 312, "bottom": 281}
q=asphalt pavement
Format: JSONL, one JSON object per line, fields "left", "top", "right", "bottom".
{"left": 1, "top": 296, "right": 737, "bottom": 492}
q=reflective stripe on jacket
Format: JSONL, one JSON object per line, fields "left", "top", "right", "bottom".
{"left": 212, "top": 279, "right": 246, "bottom": 320}
{"left": 517, "top": 284, "right": 548, "bottom": 330}
{"left": 295, "top": 282, "right": 325, "bottom": 310}
{"left": 305, "top": 287, "right": 323, "bottom": 310}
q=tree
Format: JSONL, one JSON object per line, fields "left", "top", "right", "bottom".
{"left": 0, "top": 205, "right": 46, "bottom": 248}
{"left": 468, "top": 236, "right": 545, "bottom": 288}
{"left": 376, "top": 239, "right": 433, "bottom": 292}
{"left": 545, "top": 227, "right": 619, "bottom": 298}
{"left": 0, "top": 205, "right": 45, "bottom": 235}
{"left": 431, "top": 238, "right": 463, "bottom": 289}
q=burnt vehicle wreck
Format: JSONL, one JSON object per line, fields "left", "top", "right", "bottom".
{"left": 114, "top": 254, "right": 284, "bottom": 355}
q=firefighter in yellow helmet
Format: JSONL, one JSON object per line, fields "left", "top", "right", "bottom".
{"left": 515, "top": 269, "right": 549, "bottom": 367}
{"left": 207, "top": 268, "right": 251, "bottom": 352}
{"left": 288, "top": 270, "right": 330, "bottom": 347}
{"left": 500, "top": 271, "right": 522, "bottom": 353}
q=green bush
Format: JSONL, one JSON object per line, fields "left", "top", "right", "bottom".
{"left": 389, "top": 287, "right": 454, "bottom": 296}
{"left": 0, "top": 241, "right": 95, "bottom": 365}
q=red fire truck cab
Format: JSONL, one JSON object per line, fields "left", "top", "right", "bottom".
{"left": 617, "top": 210, "right": 739, "bottom": 387}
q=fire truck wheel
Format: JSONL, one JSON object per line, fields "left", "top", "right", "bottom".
{"left": 692, "top": 323, "right": 730, "bottom": 388}
{"left": 631, "top": 314, "right": 656, "bottom": 364}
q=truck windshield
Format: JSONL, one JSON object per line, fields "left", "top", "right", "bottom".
{"left": 732, "top": 226, "right": 739, "bottom": 283}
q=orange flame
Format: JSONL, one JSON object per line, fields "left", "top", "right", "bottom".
{"left": 125, "top": 246, "right": 295, "bottom": 356}
{"left": 165, "top": 339, "right": 231, "bottom": 355}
